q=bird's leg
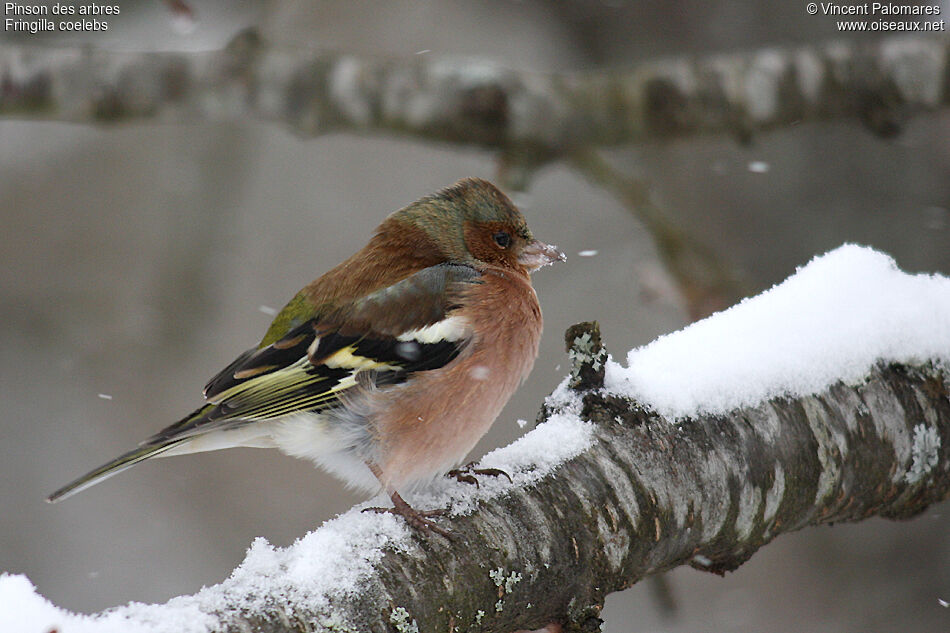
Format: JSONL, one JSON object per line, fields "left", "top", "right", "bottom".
{"left": 361, "top": 463, "right": 454, "bottom": 539}
{"left": 447, "top": 461, "right": 512, "bottom": 488}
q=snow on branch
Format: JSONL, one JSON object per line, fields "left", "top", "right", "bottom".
{"left": 3, "top": 244, "right": 950, "bottom": 633}
{"left": 1, "top": 32, "right": 947, "bottom": 155}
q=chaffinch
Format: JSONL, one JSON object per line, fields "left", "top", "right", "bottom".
{"left": 48, "top": 178, "right": 564, "bottom": 535}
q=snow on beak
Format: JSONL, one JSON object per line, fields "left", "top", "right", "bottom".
{"left": 519, "top": 239, "right": 567, "bottom": 271}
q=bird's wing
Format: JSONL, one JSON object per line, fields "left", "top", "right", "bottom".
{"left": 143, "top": 263, "right": 480, "bottom": 445}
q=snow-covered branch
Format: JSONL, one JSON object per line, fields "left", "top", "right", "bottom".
{"left": 1, "top": 32, "right": 947, "bottom": 155}
{"left": 3, "top": 245, "right": 949, "bottom": 633}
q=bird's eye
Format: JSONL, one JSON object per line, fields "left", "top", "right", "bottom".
{"left": 492, "top": 231, "right": 511, "bottom": 248}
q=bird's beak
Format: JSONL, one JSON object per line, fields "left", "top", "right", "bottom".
{"left": 519, "top": 239, "right": 567, "bottom": 272}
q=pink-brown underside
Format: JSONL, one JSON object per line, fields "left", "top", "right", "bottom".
{"left": 376, "top": 267, "right": 543, "bottom": 488}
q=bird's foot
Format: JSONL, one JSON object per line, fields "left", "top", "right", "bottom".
{"left": 363, "top": 491, "right": 455, "bottom": 540}
{"left": 447, "top": 462, "right": 512, "bottom": 488}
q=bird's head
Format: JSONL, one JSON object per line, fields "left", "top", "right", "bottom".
{"left": 390, "top": 178, "right": 565, "bottom": 273}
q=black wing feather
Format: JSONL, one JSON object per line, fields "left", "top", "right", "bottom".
{"left": 145, "top": 264, "right": 478, "bottom": 445}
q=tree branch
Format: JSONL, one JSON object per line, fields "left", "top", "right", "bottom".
{"left": 18, "top": 322, "right": 948, "bottom": 633}
{"left": 2, "top": 32, "right": 947, "bottom": 156}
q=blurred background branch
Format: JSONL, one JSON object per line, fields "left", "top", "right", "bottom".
{"left": 3, "top": 31, "right": 944, "bottom": 320}
{"left": 568, "top": 148, "right": 746, "bottom": 319}
{"left": 2, "top": 32, "right": 946, "bottom": 149}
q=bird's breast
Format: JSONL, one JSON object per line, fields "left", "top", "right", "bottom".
{"left": 373, "top": 268, "right": 543, "bottom": 489}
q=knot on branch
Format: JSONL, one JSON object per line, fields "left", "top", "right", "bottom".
{"left": 565, "top": 321, "right": 606, "bottom": 391}
{"left": 855, "top": 79, "right": 905, "bottom": 137}
{"left": 565, "top": 603, "right": 605, "bottom": 633}
{"left": 0, "top": 69, "right": 51, "bottom": 113}
{"left": 223, "top": 27, "right": 264, "bottom": 76}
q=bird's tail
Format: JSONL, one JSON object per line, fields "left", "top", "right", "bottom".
{"left": 46, "top": 439, "right": 188, "bottom": 503}
{"left": 45, "top": 402, "right": 219, "bottom": 504}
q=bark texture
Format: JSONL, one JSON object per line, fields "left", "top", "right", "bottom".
{"left": 191, "top": 324, "right": 950, "bottom": 633}
{"left": 2, "top": 32, "right": 947, "bottom": 155}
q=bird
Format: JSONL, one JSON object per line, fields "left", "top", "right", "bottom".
{"left": 47, "top": 177, "right": 565, "bottom": 536}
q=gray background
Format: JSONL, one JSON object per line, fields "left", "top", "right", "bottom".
{"left": 1, "top": 1, "right": 949, "bottom": 631}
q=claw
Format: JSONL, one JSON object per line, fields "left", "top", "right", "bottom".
{"left": 363, "top": 491, "right": 455, "bottom": 540}
{"left": 447, "top": 462, "right": 513, "bottom": 488}
{"left": 450, "top": 472, "right": 480, "bottom": 487}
